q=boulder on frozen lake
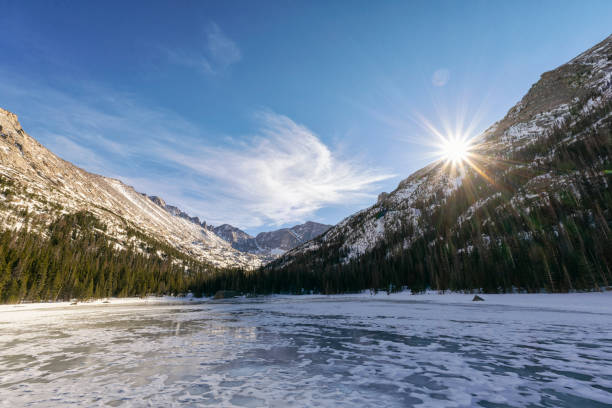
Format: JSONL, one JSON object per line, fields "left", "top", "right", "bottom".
{"left": 472, "top": 295, "right": 485, "bottom": 301}
{"left": 213, "top": 290, "right": 240, "bottom": 300}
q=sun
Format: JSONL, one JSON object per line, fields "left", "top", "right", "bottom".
{"left": 438, "top": 135, "right": 473, "bottom": 165}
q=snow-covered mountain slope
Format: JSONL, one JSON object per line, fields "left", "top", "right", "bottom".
{"left": 0, "top": 109, "right": 263, "bottom": 269}
{"left": 277, "top": 34, "right": 612, "bottom": 270}
{"left": 148, "top": 195, "right": 209, "bottom": 228}
{"left": 213, "top": 221, "right": 331, "bottom": 257}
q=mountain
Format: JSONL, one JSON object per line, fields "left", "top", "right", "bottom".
{"left": 0, "top": 108, "right": 264, "bottom": 269}
{"left": 254, "top": 221, "right": 332, "bottom": 255}
{"left": 262, "top": 34, "right": 612, "bottom": 293}
{"left": 213, "top": 224, "right": 259, "bottom": 253}
{"left": 213, "top": 221, "right": 331, "bottom": 256}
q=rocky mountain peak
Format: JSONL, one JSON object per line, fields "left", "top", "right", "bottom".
{"left": 0, "top": 108, "right": 19, "bottom": 128}
{"left": 149, "top": 195, "right": 167, "bottom": 208}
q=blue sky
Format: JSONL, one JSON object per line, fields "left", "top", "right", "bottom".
{"left": 0, "top": 1, "right": 611, "bottom": 234}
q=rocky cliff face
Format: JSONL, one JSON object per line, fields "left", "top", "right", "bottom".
{"left": 276, "top": 34, "right": 612, "bottom": 277}
{"left": 213, "top": 221, "right": 331, "bottom": 257}
{"left": 148, "top": 195, "right": 209, "bottom": 228}
{"left": 213, "top": 224, "right": 259, "bottom": 252}
{"left": 0, "top": 109, "right": 264, "bottom": 269}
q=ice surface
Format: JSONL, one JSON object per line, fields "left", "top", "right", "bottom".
{"left": 1, "top": 292, "right": 611, "bottom": 407}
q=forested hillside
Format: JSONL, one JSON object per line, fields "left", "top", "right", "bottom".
{"left": 0, "top": 211, "right": 214, "bottom": 303}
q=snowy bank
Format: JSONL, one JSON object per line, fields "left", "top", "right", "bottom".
{"left": 0, "top": 295, "right": 209, "bottom": 314}
{"left": 1, "top": 290, "right": 611, "bottom": 316}
{"left": 269, "top": 290, "right": 612, "bottom": 314}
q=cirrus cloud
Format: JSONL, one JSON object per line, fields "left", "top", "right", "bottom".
{"left": 161, "top": 111, "right": 394, "bottom": 226}
{"left": 162, "top": 22, "right": 242, "bottom": 75}
{"left": 432, "top": 68, "right": 450, "bottom": 87}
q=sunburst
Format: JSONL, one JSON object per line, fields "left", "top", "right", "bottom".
{"left": 437, "top": 134, "right": 474, "bottom": 166}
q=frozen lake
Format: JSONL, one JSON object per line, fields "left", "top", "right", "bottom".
{"left": 1, "top": 293, "right": 612, "bottom": 407}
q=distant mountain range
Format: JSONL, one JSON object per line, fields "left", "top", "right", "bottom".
{"left": 213, "top": 221, "right": 331, "bottom": 257}
{"left": 146, "top": 195, "right": 331, "bottom": 258}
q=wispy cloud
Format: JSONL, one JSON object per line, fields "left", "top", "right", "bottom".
{"left": 205, "top": 22, "right": 242, "bottom": 70}
{"left": 162, "top": 22, "right": 241, "bottom": 75}
{"left": 432, "top": 68, "right": 450, "bottom": 87}
{"left": 160, "top": 111, "right": 394, "bottom": 226}
{"left": 46, "top": 134, "right": 109, "bottom": 174}
{"left": 0, "top": 74, "right": 392, "bottom": 229}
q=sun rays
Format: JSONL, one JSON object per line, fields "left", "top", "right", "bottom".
{"left": 414, "top": 115, "right": 500, "bottom": 186}
{"left": 437, "top": 134, "right": 474, "bottom": 166}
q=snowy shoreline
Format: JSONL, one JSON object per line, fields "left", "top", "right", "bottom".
{"left": 1, "top": 290, "right": 611, "bottom": 315}
{"left": 0, "top": 295, "right": 204, "bottom": 314}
